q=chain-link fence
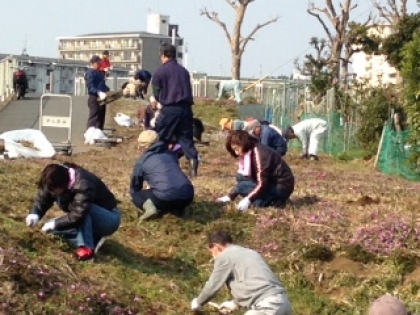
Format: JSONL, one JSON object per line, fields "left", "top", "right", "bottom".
{"left": 238, "top": 84, "right": 363, "bottom": 157}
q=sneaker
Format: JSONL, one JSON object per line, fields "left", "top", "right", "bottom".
{"left": 76, "top": 247, "right": 94, "bottom": 261}
{"left": 94, "top": 237, "right": 107, "bottom": 254}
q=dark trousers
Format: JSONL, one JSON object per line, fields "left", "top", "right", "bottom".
{"left": 87, "top": 95, "right": 107, "bottom": 130}
{"left": 235, "top": 174, "right": 292, "bottom": 208}
{"left": 154, "top": 104, "right": 198, "bottom": 160}
{"left": 132, "top": 189, "right": 193, "bottom": 217}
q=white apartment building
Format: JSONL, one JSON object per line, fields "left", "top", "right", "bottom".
{"left": 351, "top": 24, "right": 399, "bottom": 87}
{"left": 57, "top": 13, "right": 184, "bottom": 74}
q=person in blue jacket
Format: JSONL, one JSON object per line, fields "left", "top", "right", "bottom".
{"left": 85, "top": 55, "right": 110, "bottom": 130}
{"left": 245, "top": 120, "right": 288, "bottom": 156}
{"left": 130, "top": 130, "right": 195, "bottom": 221}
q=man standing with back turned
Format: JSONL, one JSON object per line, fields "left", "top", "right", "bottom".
{"left": 151, "top": 43, "right": 199, "bottom": 177}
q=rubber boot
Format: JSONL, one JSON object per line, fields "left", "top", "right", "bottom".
{"left": 139, "top": 199, "right": 159, "bottom": 221}
{"left": 189, "top": 159, "right": 199, "bottom": 177}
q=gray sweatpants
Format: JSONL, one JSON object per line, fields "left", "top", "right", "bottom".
{"left": 245, "top": 294, "right": 292, "bottom": 315}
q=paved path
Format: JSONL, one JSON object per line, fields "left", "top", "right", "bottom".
{"left": 0, "top": 94, "right": 102, "bottom": 154}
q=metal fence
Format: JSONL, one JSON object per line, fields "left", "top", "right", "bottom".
{"left": 238, "top": 84, "right": 362, "bottom": 156}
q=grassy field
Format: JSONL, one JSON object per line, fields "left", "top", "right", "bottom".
{"left": 0, "top": 100, "right": 420, "bottom": 314}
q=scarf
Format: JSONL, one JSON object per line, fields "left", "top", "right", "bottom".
{"left": 68, "top": 168, "right": 76, "bottom": 189}
{"left": 238, "top": 150, "right": 252, "bottom": 176}
{"left": 171, "top": 143, "right": 182, "bottom": 152}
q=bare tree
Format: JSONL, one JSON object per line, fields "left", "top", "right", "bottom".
{"left": 200, "top": 0, "right": 278, "bottom": 80}
{"left": 307, "top": 0, "right": 358, "bottom": 84}
{"left": 372, "top": 0, "right": 408, "bottom": 25}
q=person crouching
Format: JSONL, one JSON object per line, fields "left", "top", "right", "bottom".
{"left": 25, "top": 163, "right": 121, "bottom": 261}
{"left": 130, "top": 130, "right": 194, "bottom": 221}
{"left": 216, "top": 131, "right": 294, "bottom": 211}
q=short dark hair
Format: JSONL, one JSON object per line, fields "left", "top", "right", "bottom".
{"left": 208, "top": 231, "right": 233, "bottom": 248}
{"left": 38, "top": 162, "right": 80, "bottom": 191}
{"left": 160, "top": 43, "right": 176, "bottom": 59}
{"left": 225, "top": 130, "right": 258, "bottom": 158}
{"left": 102, "top": 50, "right": 109, "bottom": 56}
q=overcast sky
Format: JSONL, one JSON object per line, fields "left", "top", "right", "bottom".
{"left": 0, "top": 0, "right": 418, "bottom": 77}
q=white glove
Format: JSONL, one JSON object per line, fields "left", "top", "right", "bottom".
{"left": 237, "top": 197, "right": 251, "bottom": 212}
{"left": 98, "top": 91, "right": 107, "bottom": 100}
{"left": 191, "top": 298, "right": 202, "bottom": 311}
{"left": 149, "top": 95, "right": 156, "bottom": 103}
{"left": 41, "top": 220, "right": 56, "bottom": 233}
{"left": 216, "top": 196, "right": 231, "bottom": 203}
{"left": 26, "top": 214, "right": 39, "bottom": 227}
{"left": 157, "top": 102, "right": 163, "bottom": 110}
{"left": 218, "top": 300, "right": 239, "bottom": 313}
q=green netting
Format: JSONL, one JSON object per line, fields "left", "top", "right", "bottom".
{"left": 378, "top": 123, "right": 420, "bottom": 181}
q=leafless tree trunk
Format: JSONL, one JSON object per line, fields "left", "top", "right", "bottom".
{"left": 308, "top": 0, "right": 357, "bottom": 85}
{"left": 201, "top": 0, "right": 278, "bottom": 80}
{"left": 373, "top": 0, "right": 408, "bottom": 25}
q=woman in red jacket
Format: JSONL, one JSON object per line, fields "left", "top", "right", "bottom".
{"left": 216, "top": 131, "right": 295, "bottom": 211}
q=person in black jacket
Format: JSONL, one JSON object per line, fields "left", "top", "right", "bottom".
{"left": 130, "top": 130, "right": 195, "bottom": 221}
{"left": 25, "top": 163, "right": 121, "bottom": 261}
{"left": 216, "top": 131, "right": 295, "bottom": 211}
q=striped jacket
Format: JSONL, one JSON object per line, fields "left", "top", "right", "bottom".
{"left": 228, "top": 143, "right": 294, "bottom": 202}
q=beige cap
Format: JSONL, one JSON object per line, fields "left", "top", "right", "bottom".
{"left": 138, "top": 130, "right": 159, "bottom": 147}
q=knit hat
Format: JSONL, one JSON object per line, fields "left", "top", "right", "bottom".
{"left": 368, "top": 294, "right": 408, "bottom": 315}
{"left": 219, "top": 117, "right": 231, "bottom": 130}
{"left": 138, "top": 130, "right": 159, "bottom": 147}
{"left": 244, "top": 120, "right": 261, "bottom": 134}
{"left": 232, "top": 119, "right": 246, "bottom": 131}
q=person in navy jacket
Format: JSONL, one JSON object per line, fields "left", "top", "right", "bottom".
{"left": 151, "top": 43, "right": 199, "bottom": 177}
{"left": 130, "top": 130, "right": 195, "bottom": 221}
{"left": 245, "top": 120, "right": 288, "bottom": 156}
{"left": 85, "top": 55, "right": 109, "bottom": 130}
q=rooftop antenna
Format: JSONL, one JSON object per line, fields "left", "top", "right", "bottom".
{"left": 21, "top": 34, "right": 27, "bottom": 56}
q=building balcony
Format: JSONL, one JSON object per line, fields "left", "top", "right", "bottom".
{"left": 59, "top": 44, "right": 139, "bottom": 51}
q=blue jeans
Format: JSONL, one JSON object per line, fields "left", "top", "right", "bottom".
{"left": 52, "top": 204, "right": 121, "bottom": 249}
{"left": 235, "top": 174, "right": 291, "bottom": 207}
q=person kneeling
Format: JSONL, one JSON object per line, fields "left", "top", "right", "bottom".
{"left": 130, "top": 130, "right": 194, "bottom": 221}
{"left": 217, "top": 131, "right": 294, "bottom": 211}
{"left": 25, "top": 163, "right": 121, "bottom": 261}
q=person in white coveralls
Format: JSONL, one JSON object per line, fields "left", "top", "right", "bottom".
{"left": 282, "top": 118, "right": 328, "bottom": 161}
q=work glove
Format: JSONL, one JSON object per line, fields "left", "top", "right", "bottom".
{"left": 218, "top": 300, "right": 239, "bottom": 313}
{"left": 25, "top": 214, "right": 40, "bottom": 227}
{"left": 216, "top": 196, "right": 231, "bottom": 203}
{"left": 98, "top": 91, "right": 107, "bottom": 100}
{"left": 237, "top": 197, "right": 251, "bottom": 212}
{"left": 191, "top": 298, "right": 202, "bottom": 311}
{"left": 41, "top": 220, "right": 56, "bottom": 233}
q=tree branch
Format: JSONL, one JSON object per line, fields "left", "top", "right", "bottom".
{"left": 200, "top": 7, "right": 232, "bottom": 43}
{"left": 224, "top": 0, "right": 237, "bottom": 10}
{"left": 240, "top": 16, "right": 279, "bottom": 51}
{"left": 307, "top": 9, "right": 334, "bottom": 43}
